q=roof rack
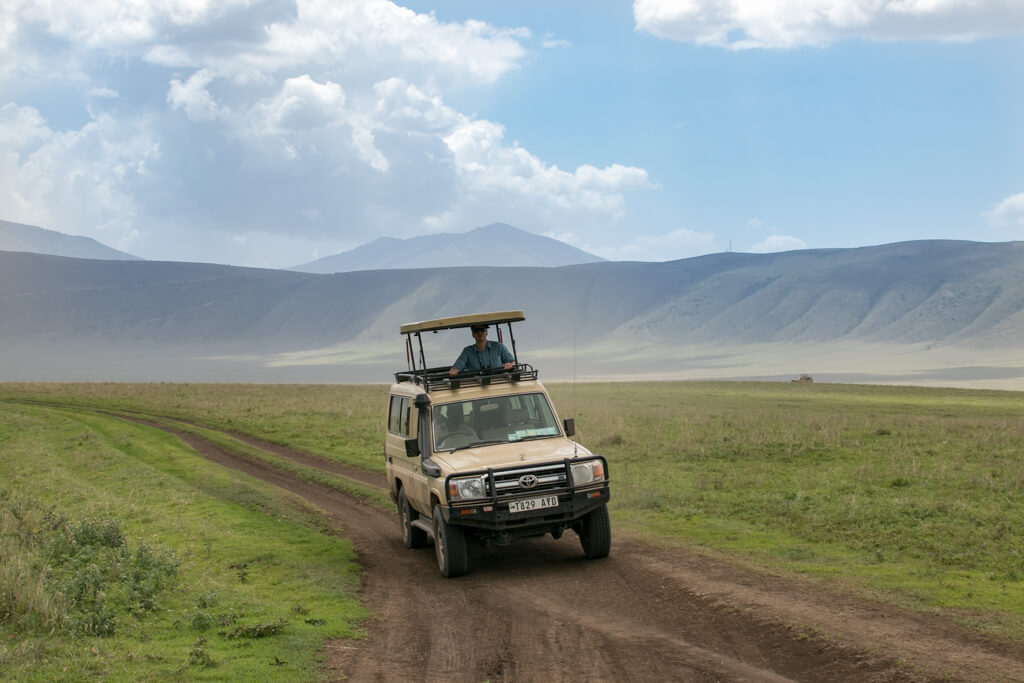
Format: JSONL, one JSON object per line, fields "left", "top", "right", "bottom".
{"left": 400, "top": 311, "right": 524, "bottom": 335}
{"left": 398, "top": 311, "right": 531, "bottom": 392}
{"left": 395, "top": 364, "right": 538, "bottom": 392}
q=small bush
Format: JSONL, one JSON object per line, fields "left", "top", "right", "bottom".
{"left": 225, "top": 618, "right": 288, "bottom": 639}
{"left": 189, "top": 640, "right": 216, "bottom": 668}
{"left": 1, "top": 496, "right": 178, "bottom": 637}
{"left": 71, "top": 518, "right": 125, "bottom": 549}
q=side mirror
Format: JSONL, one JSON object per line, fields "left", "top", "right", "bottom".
{"left": 563, "top": 418, "right": 575, "bottom": 437}
{"left": 404, "top": 437, "right": 420, "bottom": 458}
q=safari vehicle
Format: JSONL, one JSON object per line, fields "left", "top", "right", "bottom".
{"left": 385, "top": 311, "right": 610, "bottom": 577}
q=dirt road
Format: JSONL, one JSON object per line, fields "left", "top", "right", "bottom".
{"left": 146, "top": 419, "right": 1024, "bottom": 682}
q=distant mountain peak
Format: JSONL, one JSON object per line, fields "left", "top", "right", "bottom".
{"left": 290, "top": 223, "right": 604, "bottom": 273}
{"left": 474, "top": 222, "right": 519, "bottom": 233}
{"left": 0, "top": 219, "right": 141, "bottom": 261}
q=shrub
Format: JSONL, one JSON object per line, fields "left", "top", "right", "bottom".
{"left": 0, "top": 495, "right": 179, "bottom": 637}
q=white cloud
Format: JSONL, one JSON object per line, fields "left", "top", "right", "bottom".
{"left": 437, "top": 119, "right": 654, "bottom": 233}
{"left": 86, "top": 87, "right": 119, "bottom": 99}
{"left": 543, "top": 34, "right": 571, "bottom": 48}
{"left": 167, "top": 70, "right": 226, "bottom": 122}
{"left": 0, "top": 104, "right": 160, "bottom": 251}
{"left": 257, "top": 75, "right": 347, "bottom": 132}
{"left": 750, "top": 235, "right": 808, "bottom": 252}
{"left": 370, "top": 78, "right": 463, "bottom": 133}
{"left": 0, "top": 103, "right": 52, "bottom": 151}
{"left": 250, "top": 0, "right": 529, "bottom": 87}
{"left": 444, "top": 120, "right": 653, "bottom": 209}
{"left": 983, "top": 192, "right": 1024, "bottom": 230}
{"left": 11, "top": 0, "right": 256, "bottom": 49}
{"left": 2, "top": 0, "right": 654, "bottom": 267}
{"left": 634, "top": 0, "right": 1024, "bottom": 49}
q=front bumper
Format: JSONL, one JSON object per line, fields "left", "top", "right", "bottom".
{"left": 442, "top": 485, "right": 610, "bottom": 533}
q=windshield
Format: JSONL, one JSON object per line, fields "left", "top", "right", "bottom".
{"left": 432, "top": 392, "right": 560, "bottom": 451}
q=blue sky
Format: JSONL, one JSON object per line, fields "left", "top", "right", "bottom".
{"left": 2, "top": 0, "right": 1023, "bottom": 267}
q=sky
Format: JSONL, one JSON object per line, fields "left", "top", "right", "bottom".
{"left": 2, "top": 0, "right": 1023, "bottom": 269}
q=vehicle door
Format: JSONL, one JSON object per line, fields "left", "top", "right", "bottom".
{"left": 385, "top": 393, "right": 431, "bottom": 515}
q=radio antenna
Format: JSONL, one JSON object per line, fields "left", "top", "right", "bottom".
{"left": 571, "top": 319, "right": 576, "bottom": 418}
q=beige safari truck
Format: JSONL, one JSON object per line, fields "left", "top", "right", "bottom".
{"left": 384, "top": 311, "right": 610, "bottom": 577}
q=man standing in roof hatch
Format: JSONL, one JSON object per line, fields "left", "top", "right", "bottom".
{"left": 449, "top": 324, "right": 515, "bottom": 376}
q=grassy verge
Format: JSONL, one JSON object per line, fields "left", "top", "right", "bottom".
{"left": 0, "top": 383, "right": 387, "bottom": 473}
{"left": 0, "top": 402, "right": 366, "bottom": 681}
{"left": 146, "top": 416, "right": 391, "bottom": 508}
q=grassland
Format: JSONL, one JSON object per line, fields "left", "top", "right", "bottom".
{"left": 0, "top": 400, "right": 366, "bottom": 681}
{"left": 547, "top": 381, "right": 1024, "bottom": 638}
{"left": 2, "top": 379, "right": 1023, "bottom": 645}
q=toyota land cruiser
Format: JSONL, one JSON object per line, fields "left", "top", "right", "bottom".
{"left": 384, "top": 311, "right": 611, "bottom": 577}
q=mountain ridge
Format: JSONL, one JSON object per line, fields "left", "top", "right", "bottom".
{"left": 0, "top": 219, "right": 141, "bottom": 261}
{"left": 1, "top": 239, "right": 1022, "bottom": 386}
{"left": 291, "top": 222, "right": 605, "bottom": 273}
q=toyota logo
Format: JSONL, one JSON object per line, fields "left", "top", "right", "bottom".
{"left": 519, "top": 474, "right": 539, "bottom": 489}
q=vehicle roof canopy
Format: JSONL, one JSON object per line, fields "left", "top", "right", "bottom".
{"left": 400, "top": 310, "right": 525, "bottom": 335}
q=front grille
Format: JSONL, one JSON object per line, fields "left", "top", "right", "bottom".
{"left": 490, "top": 463, "right": 567, "bottom": 498}
{"left": 445, "top": 456, "right": 607, "bottom": 506}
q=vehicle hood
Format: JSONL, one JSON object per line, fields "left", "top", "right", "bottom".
{"left": 434, "top": 438, "right": 593, "bottom": 473}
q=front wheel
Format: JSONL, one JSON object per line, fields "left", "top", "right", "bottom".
{"left": 398, "top": 489, "right": 427, "bottom": 549}
{"left": 433, "top": 504, "right": 468, "bottom": 578}
{"left": 578, "top": 505, "right": 611, "bottom": 559}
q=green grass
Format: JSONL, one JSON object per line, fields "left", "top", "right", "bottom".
{"left": 3, "top": 379, "right": 1024, "bottom": 641}
{"left": 1, "top": 383, "right": 386, "bottom": 473}
{"left": 547, "top": 381, "right": 1024, "bottom": 636}
{"left": 147, "top": 416, "right": 391, "bottom": 508}
{"left": 0, "top": 402, "right": 366, "bottom": 681}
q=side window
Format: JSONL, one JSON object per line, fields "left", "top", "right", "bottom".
{"left": 400, "top": 397, "right": 411, "bottom": 436}
{"left": 388, "top": 395, "right": 402, "bottom": 434}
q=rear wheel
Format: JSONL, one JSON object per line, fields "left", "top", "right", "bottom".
{"left": 398, "top": 489, "right": 427, "bottom": 549}
{"left": 433, "top": 504, "right": 468, "bottom": 577}
{"left": 579, "top": 505, "right": 611, "bottom": 559}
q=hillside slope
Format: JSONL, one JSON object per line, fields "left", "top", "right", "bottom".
{"left": 1, "top": 240, "right": 1022, "bottom": 384}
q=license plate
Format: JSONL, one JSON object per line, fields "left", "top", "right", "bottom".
{"left": 508, "top": 495, "right": 559, "bottom": 514}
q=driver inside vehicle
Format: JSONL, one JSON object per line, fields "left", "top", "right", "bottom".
{"left": 449, "top": 324, "right": 515, "bottom": 376}
{"left": 435, "top": 406, "right": 478, "bottom": 448}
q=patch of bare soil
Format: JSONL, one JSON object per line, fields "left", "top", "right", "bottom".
{"left": 141, "top": 419, "right": 1024, "bottom": 682}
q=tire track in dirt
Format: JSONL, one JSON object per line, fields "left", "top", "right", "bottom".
{"left": 131, "top": 416, "right": 1024, "bottom": 682}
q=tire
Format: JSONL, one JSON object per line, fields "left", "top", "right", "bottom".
{"left": 579, "top": 505, "right": 611, "bottom": 559}
{"left": 433, "top": 504, "right": 468, "bottom": 578}
{"left": 398, "top": 489, "right": 427, "bottom": 549}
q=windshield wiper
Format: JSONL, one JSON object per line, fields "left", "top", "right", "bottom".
{"left": 449, "top": 439, "right": 506, "bottom": 453}
{"left": 514, "top": 434, "right": 557, "bottom": 442}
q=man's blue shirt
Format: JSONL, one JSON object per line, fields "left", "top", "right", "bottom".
{"left": 453, "top": 341, "right": 515, "bottom": 372}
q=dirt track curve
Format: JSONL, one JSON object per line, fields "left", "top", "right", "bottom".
{"left": 139, "top": 418, "right": 1024, "bottom": 682}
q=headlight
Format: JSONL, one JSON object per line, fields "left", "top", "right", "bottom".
{"left": 571, "top": 460, "right": 605, "bottom": 485}
{"left": 449, "top": 476, "right": 487, "bottom": 500}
